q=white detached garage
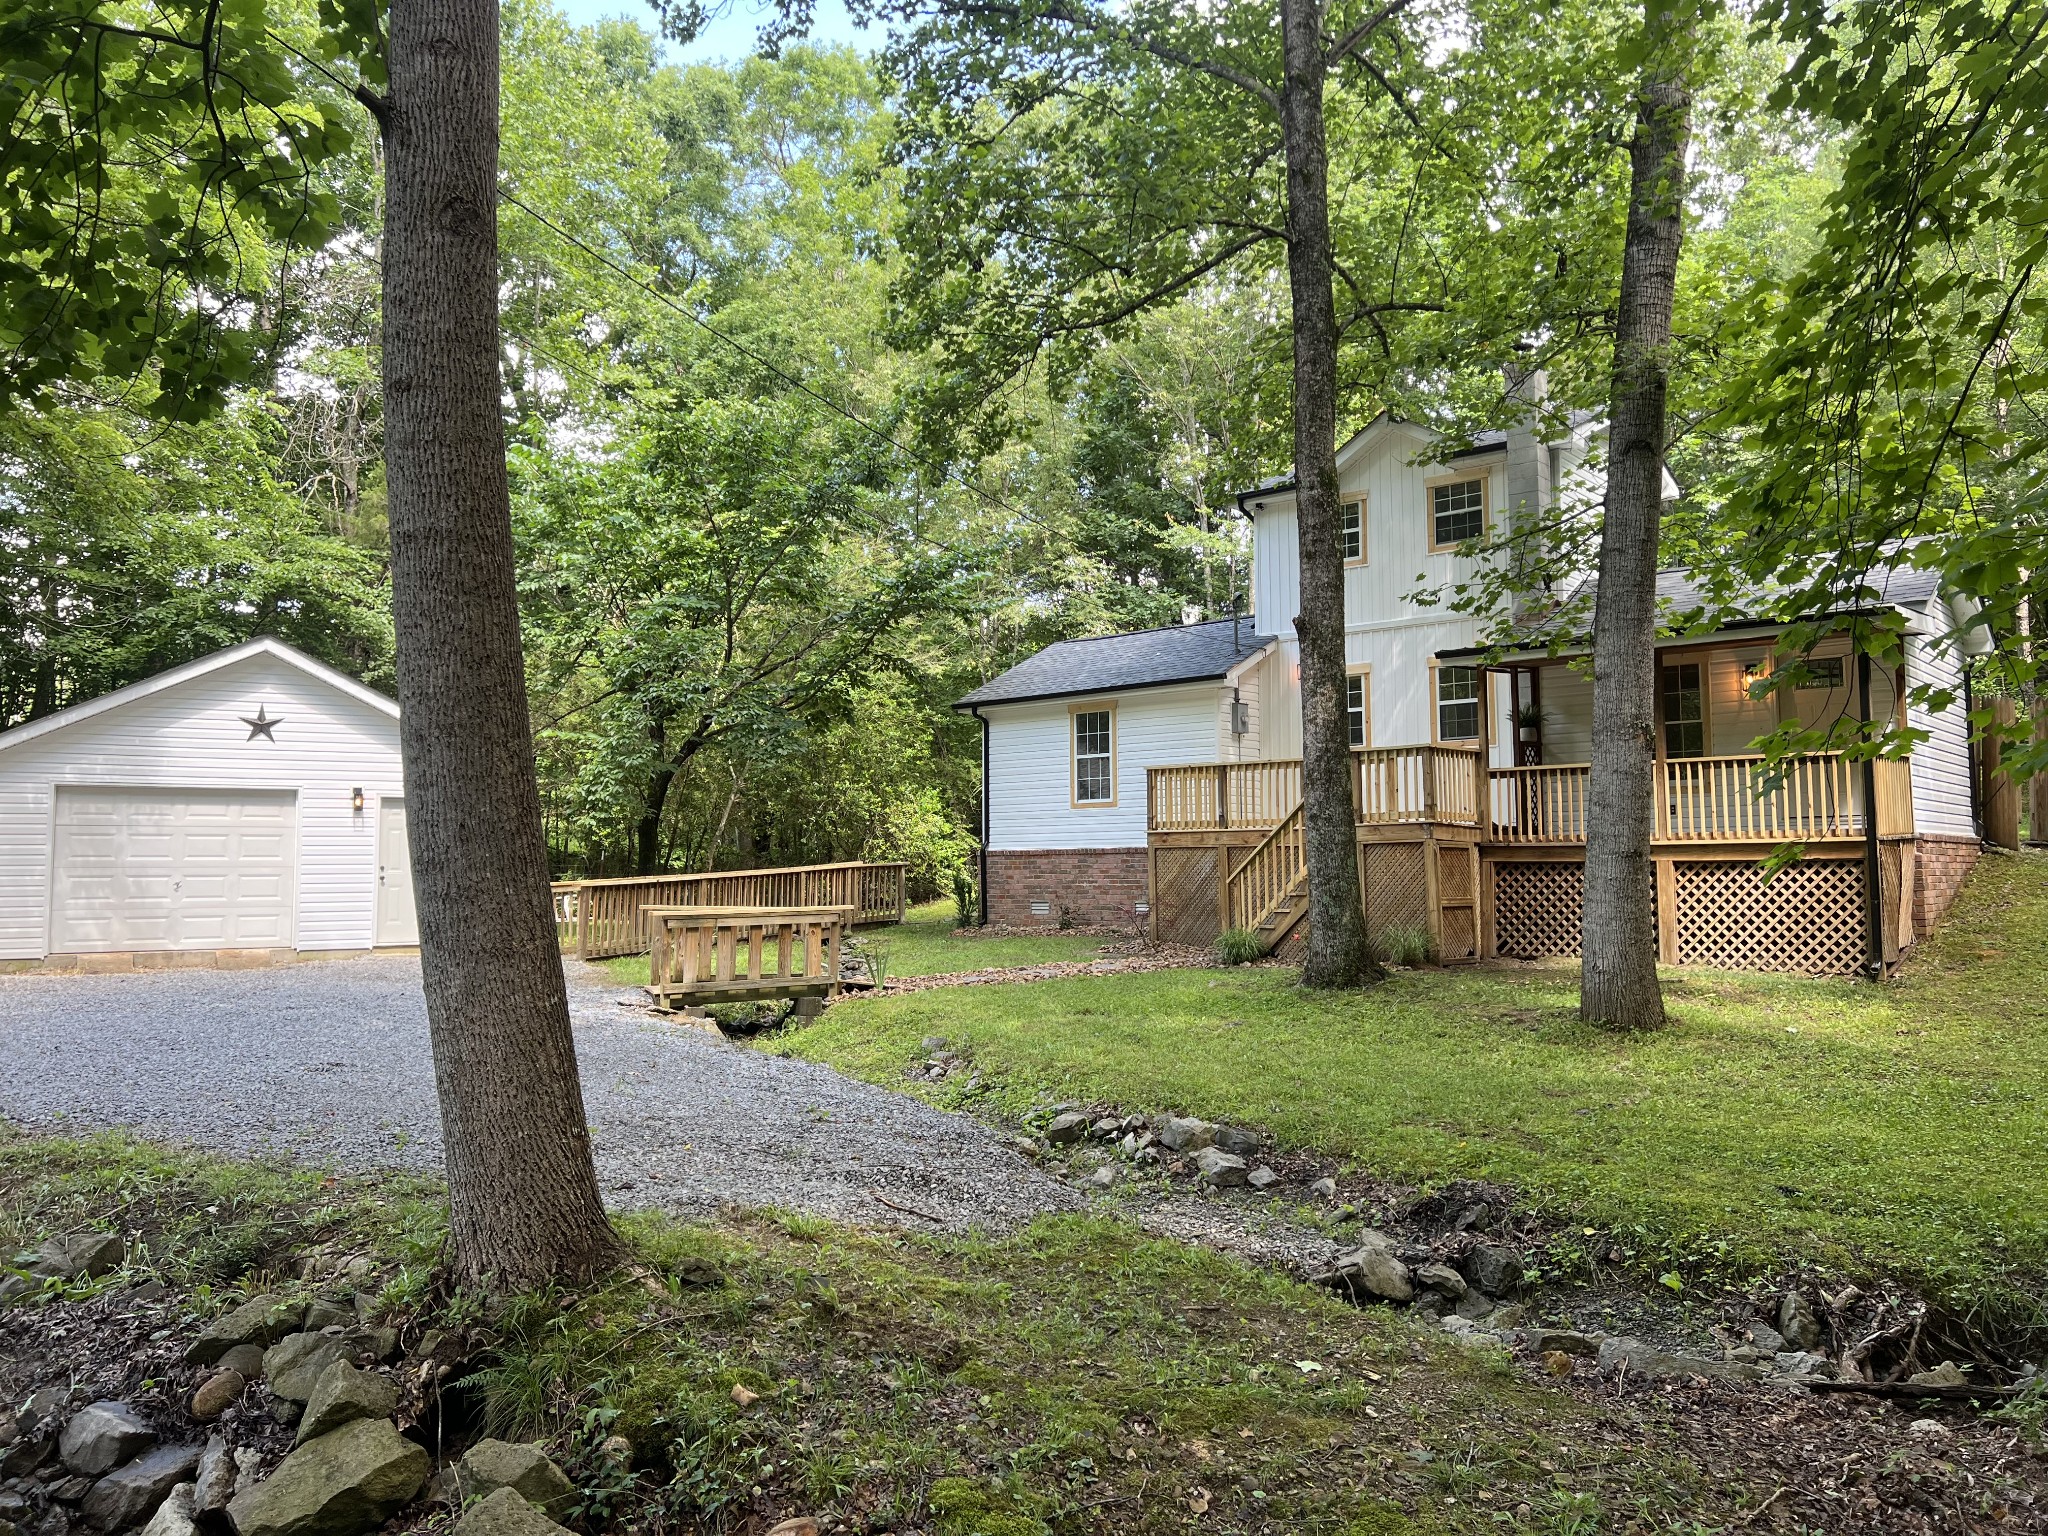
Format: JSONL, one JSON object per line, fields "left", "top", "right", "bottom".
{"left": 0, "top": 638, "right": 417, "bottom": 966}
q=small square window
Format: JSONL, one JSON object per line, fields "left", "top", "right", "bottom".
{"left": 1346, "top": 673, "right": 1368, "bottom": 748}
{"left": 1341, "top": 500, "right": 1364, "bottom": 562}
{"left": 1802, "top": 655, "right": 1846, "bottom": 690}
{"left": 1432, "top": 479, "right": 1486, "bottom": 548}
{"left": 1437, "top": 664, "right": 1480, "bottom": 741}
{"left": 1074, "top": 708, "right": 1114, "bottom": 804}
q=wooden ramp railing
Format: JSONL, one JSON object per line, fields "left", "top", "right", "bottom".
{"left": 553, "top": 860, "right": 906, "bottom": 960}
{"left": 643, "top": 905, "right": 847, "bottom": 1009}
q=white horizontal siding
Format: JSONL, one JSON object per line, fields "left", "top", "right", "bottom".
{"left": 1536, "top": 665, "right": 1595, "bottom": 762}
{"left": 1908, "top": 621, "right": 1977, "bottom": 837}
{"left": 982, "top": 685, "right": 1221, "bottom": 851}
{"left": 0, "top": 653, "right": 404, "bottom": 958}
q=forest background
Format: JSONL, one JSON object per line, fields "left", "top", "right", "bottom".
{"left": 0, "top": 0, "right": 1946, "bottom": 896}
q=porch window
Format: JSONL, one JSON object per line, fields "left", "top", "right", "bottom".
{"left": 1431, "top": 478, "right": 1487, "bottom": 548}
{"left": 1802, "top": 655, "right": 1846, "bottom": 690}
{"left": 1073, "top": 708, "right": 1115, "bottom": 804}
{"left": 1436, "top": 664, "right": 1480, "bottom": 741}
{"left": 1661, "top": 663, "right": 1705, "bottom": 757}
{"left": 1341, "top": 499, "right": 1365, "bottom": 562}
{"left": 1346, "top": 672, "right": 1370, "bottom": 747}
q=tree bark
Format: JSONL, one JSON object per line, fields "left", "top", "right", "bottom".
{"left": 380, "top": 0, "right": 620, "bottom": 1284}
{"left": 1580, "top": 7, "right": 1691, "bottom": 1030}
{"left": 1279, "top": 0, "right": 1380, "bottom": 988}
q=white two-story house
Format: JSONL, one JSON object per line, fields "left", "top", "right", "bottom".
{"left": 955, "top": 407, "right": 1989, "bottom": 977}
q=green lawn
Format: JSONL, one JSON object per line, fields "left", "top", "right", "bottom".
{"left": 782, "top": 852, "right": 2048, "bottom": 1313}
{"left": 599, "top": 899, "right": 1106, "bottom": 988}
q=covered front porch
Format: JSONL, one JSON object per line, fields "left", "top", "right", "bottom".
{"left": 1145, "top": 730, "right": 1919, "bottom": 975}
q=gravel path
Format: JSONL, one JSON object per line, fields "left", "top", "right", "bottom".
{"left": 0, "top": 954, "right": 1077, "bottom": 1232}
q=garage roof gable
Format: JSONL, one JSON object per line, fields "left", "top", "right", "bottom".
{"left": 0, "top": 638, "right": 398, "bottom": 758}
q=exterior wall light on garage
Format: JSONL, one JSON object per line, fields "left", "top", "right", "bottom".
{"left": 352, "top": 787, "right": 365, "bottom": 813}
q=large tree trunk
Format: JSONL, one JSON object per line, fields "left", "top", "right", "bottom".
{"left": 1278, "top": 0, "right": 1379, "bottom": 989}
{"left": 380, "top": 0, "right": 619, "bottom": 1285}
{"left": 1580, "top": 9, "right": 1691, "bottom": 1030}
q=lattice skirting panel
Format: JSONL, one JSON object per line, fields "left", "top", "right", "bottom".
{"left": 1151, "top": 846, "right": 1222, "bottom": 948}
{"left": 1362, "top": 843, "right": 1429, "bottom": 934}
{"left": 1493, "top": 861, "right": 1587, "bottom": 959}
{"left": 1491, "top": 858, "right": 1866, "bottom": 975}
{"left": 1673, "top": 859, "right": 1865, "bottom": 976}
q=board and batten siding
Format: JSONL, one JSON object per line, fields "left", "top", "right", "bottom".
{"left": 982, "top": 684, "right": 1223, "bottom": 851}
{"left": 0, "top": 651, "right": 405, "bottom": 959}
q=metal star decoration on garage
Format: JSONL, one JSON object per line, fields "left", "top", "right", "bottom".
{"left": 240, "top": 705, "right": 283, "bottom": 741}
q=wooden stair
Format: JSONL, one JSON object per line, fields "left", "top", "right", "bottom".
{"left": 1227, "top": 802, "right": 1309, "bottom": 956}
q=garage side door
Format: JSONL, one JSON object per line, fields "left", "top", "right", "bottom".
{"left": 51, "top": 788, "right": 298, "bottom": 953}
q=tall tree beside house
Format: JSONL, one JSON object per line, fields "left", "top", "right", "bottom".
{"left": 370, "top": 0, "right": 622, "bottom": 1281}
{"left": 1704, "top": 0, "right": 2048, "bottom": 790}
{"left": 1579, "top": 0, "right": 1699, "bottom": 1031}
{"left": 712, "top": 0, "right": 1446, "bottom": 988}
{"left": 0, "top": 0, "right": 621, "bottom": 1285}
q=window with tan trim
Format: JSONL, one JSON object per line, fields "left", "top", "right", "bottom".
{"left": 1071, "top": 705, "right": 1116, "bottom": 806}
{"left": 1341, "top": 498, "right": 1366, "bottom": 564}
{"left": 1427, "top": 472, "right": 1490, "bottom": 551}
{"left": 1433, "top": 663, "right": 1481, "bottom": 741}
{"left": 1345, "top": 667, "right": 1371, "bottom": 748}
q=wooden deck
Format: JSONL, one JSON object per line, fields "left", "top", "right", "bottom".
{"left": 552, "top": 860, "right": 906, "bottom": 960}
{"left": 1146, "top": 748, "right": 1920, "bottom": 975}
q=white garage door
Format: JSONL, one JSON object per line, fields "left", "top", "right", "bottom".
{"left": 51, "top": 787, "right": 298, "bottom": 953}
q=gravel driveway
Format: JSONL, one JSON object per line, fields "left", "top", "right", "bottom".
{"left": 0, "top": 955, "right": 1076, "bottom": 1232}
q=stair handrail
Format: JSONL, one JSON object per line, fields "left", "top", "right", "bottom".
{"left": 1227, "top": 801, "right": 1307, "bottom": 934}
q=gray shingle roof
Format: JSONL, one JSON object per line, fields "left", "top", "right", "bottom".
{"left": 955, "top": 619, "right": 1276, "bottom": 709}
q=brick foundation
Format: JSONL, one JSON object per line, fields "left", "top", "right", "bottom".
{"left": 986, "top": 848, "right": 1149, "bottom": 931}
{"left": 1914, "top": 834, "right": 1982, "bottom": 935}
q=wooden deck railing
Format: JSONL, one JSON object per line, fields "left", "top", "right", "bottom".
{"left": 552, "top": 860, "right": 907, "bottom": 960}
{"left": 1486, "top": 752, "right": 1917, "bottom": 844}
{"left": 1150, "top": 747, "right": 1480, "bottom": 832}
{"left": 1147, "top": 759, "right": 1303, "bottom": 831}
{"left": 643, "top": 904, "right": 846, "bottom": 1009}
{"left": 1150, "top": 748, "right": 1916, "bottom": 847}
{"left": 1356, "top": 745, "right": 1482, "bottom": 826}
{"left": 1228, "top": 803, "right": 1306, "bottom": 931}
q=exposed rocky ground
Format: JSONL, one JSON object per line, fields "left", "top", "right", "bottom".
{"left": 6, "top": 1207, "right": 2046, "bottom": 1536}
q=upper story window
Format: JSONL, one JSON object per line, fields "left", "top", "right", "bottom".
{"left": 1436, "top": 664, "right": 1480, "bottom": 741}
{"left": 1073, "top": 707, "right": 1115, "bottom": 805}
{"left": 1341, "top": 498, "right": 1365, "bottom": 563}
{"left": 1346, "top": 671, "right": 1370, "bottom": 747}
{"left": 1661, "top": 663, "right": 1705, "bottom": 757}
{"left": 1430, "top": 477, "right": 1488, "bottom": 550}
